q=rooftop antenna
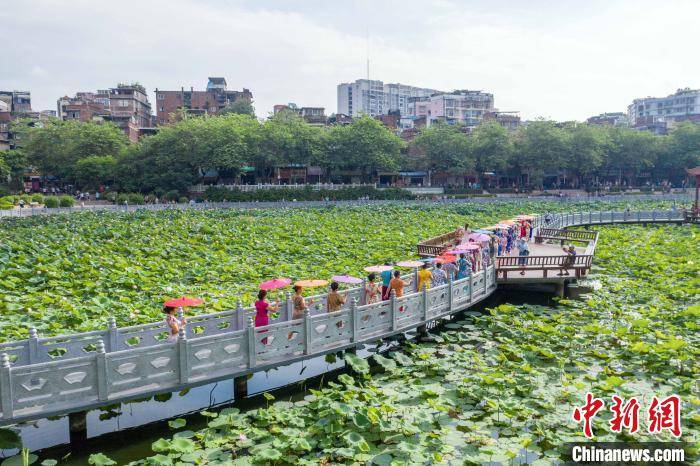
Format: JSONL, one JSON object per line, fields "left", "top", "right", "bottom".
{"left": 366, "top": 26, "right": 370, "bottom": 82}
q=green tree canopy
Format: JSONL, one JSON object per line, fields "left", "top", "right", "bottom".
{"left": 219, "top": 99, "right": 256, "bottom": 117}
{"left": 412, "top": 123, "right": 473, "bottom": 173}
{"left": 259, "top": 110, "right": 323, "bottom": 177}
{"left": 471, "top": 121, "right": 512, "bottom": 180}
{"left": 325, "top": 116, "right": 404, "bottom": 176}
{"left": 566, "top": 124, "right": 609, "bottom": 186}
{"left": 22, "top": 120, "right": 127, "bottom": 183}
{"left": 513, "top": 121, "right": 570, "bottom": 188}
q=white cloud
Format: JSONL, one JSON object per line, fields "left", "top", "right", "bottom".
{"left": 1, "top": 0, "right": 699, "bottom": 120}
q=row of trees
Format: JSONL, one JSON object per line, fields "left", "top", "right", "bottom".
{"left": 2, "top": 111, "right": 699, "bottom": 194}
{"left": 413, "top": 120, "right": 700, "bottom": 188}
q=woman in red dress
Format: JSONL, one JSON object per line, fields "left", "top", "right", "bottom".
{"left": 254, "top": 290, "right": 279, "bottom": 344}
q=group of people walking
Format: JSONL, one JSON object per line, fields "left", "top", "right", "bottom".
{"left": 165, "top": 214, "right": 580, "bottom": 340}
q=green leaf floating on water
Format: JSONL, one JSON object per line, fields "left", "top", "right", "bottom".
{"left": 167, "top": 418, "right": 186, "bottom": 429}
{"left": 0, "top": 428, "right": 21, "bottom": 450}
{"left": 87, "top": 453, "right": 116, "bottom": 466}
{"left": 344, "top": 353, "right": 369, "bottom": 374}
{"left": 1, "top": 455, "right": 37, "bottom": 466}
{"left": 372, "top": 354, "right": 397, "bottom": 372}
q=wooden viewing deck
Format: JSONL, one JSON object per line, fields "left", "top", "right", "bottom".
{"left": 0, "top": 209, "right": 690, "bottom": 430}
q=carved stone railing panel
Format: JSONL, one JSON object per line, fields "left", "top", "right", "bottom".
{"left": 10, "top": 357, "right": 97, "bottom": 416}
{"left": 187, "top": 331, "right": 248, "bottom": 381}
{"left": 105, "top": 345, "right": 180, "bottom": 399}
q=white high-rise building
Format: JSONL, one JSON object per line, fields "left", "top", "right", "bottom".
{"left": 627, "top": 88, "right": 700, "bottom": 134}
{"left": 337, "top": 79, "right": 440, "bottom": 117}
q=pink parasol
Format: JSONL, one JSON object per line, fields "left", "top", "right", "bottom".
{"left": 332, "top": 275, "right": 363, "bottom": 284}
{"left": 364, "top": 265, "right": 393, "bottom": 273}
{"left": 164, "top": 296, "right": 203, "bottom": 308}
{"left": 469, "top": 233, "right": 491, "bottom": 242}
{"left": 259, "top": 278, "right": 292, "bottom": 290}
{"left": 396, "top": 260, "right": 425, "bottom": 268}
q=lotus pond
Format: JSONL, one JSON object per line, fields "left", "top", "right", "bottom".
{"left": 39, "top": 222, "right": 693, "bottom": 466}
{"left": 0, "top": 199, "right": 681, "bottom": 342}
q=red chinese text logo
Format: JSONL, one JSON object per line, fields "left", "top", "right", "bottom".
{"left": 573, "top": 393, "right": 681, "bottom": 438}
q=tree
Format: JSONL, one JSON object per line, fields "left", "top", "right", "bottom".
{"left": 325, "top": 116, "right": 404, "bottom": 177}
{"left": 471, "top": 121, "right": 512, "bottom": 186}
{"left": 121, "top": 113, "right": 262, "bottom": 193}
{"left": 656, "top": 122, "right": 700, "bottom": 183}
{"left": 513, "top": 121, "right": 569, "bottom": 188}
{"left": 412, "top": 123, "right": 473, "bottom": 173}
{"left": 566, "top": 124, "right": 608, "bottom": 187}
{"left": 22, "top": 120, "right": 128, "bottom": 183}
{"left": 604, "top": 127, "right": 659, "bottom": 186}
{"left": 73, "top": 155, "right": 117, "bottom": 190}
{"left": 259, "top": 110, "right": 323, "bottom": 180}
{"left": 220, "top": 99, "right": 256, "bottom": 117}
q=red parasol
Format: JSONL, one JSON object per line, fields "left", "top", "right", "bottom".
{"left": 434, "top": 254, "right": 457, "bottom": 264}
{"left": 259, "top": 278, "right": 292, "bottom": 290}
{"left": 164, "top": 296, "right": 204, "bottom": 307}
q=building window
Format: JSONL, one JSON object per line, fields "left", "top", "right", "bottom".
{"left": 159, "top": 107, "right": 164, "bottom": 112}
{"left": 157, "top": 94, "right": 164, "bottom": 100}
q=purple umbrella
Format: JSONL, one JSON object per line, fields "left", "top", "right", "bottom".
{"left": 469, "top": 233, "right": 491, "bottom": 242}
{"left": 332, "top": 275, "right": 363, "bottom": 284}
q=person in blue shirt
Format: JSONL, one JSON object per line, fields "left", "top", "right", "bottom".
{"left": 456, "top": 253, "right": 472, "bottom": 279}
{"left": 380, "top": 262, "right": 393, "bottom": 300}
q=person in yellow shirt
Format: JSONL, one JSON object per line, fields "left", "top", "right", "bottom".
{"left": 417, "top": 262, "right": 432, "bottom": 292}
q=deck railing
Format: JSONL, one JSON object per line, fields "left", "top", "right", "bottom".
{"left": 535, "top": 228, "right": 599, "bottom": 243}
{"left": 496, "top": 254, "right": 593, "bottom": 278}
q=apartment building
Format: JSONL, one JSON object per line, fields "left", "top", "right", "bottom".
{"left": 586, "top": 112, "right": 629, "bottom": 127}
{"left": 155, "top": 77, "right": 253, "bottom": 125}
{"left": 337, "top": 79, "right": 439, "bottom": 117}
{"left": 628, "top": 88, "right": 700, "bottom": 134}
{"left": 484, "top": 111, "right": 521, "bottom": 131}
{"left": 273, "top": 103, "right": 326, "bottom": 124}
{"left": 0, "top": 90, "right": 34, "bottom": 151}
{"left": 407, "top": 90, "right": 495, "bottom": 128}
{"left": 57, "top": 91, "right": 111, "bottom": 122}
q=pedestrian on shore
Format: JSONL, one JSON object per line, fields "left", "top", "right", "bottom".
{"left": 365, "top": 273, "right": 382, "bottom": 304}
{"left": 417, "top": 262, "right": 432, "bottom": 291}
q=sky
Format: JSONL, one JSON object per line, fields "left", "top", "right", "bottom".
{"left": 1, "top": 0, "right": 699, "bottom": 121}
